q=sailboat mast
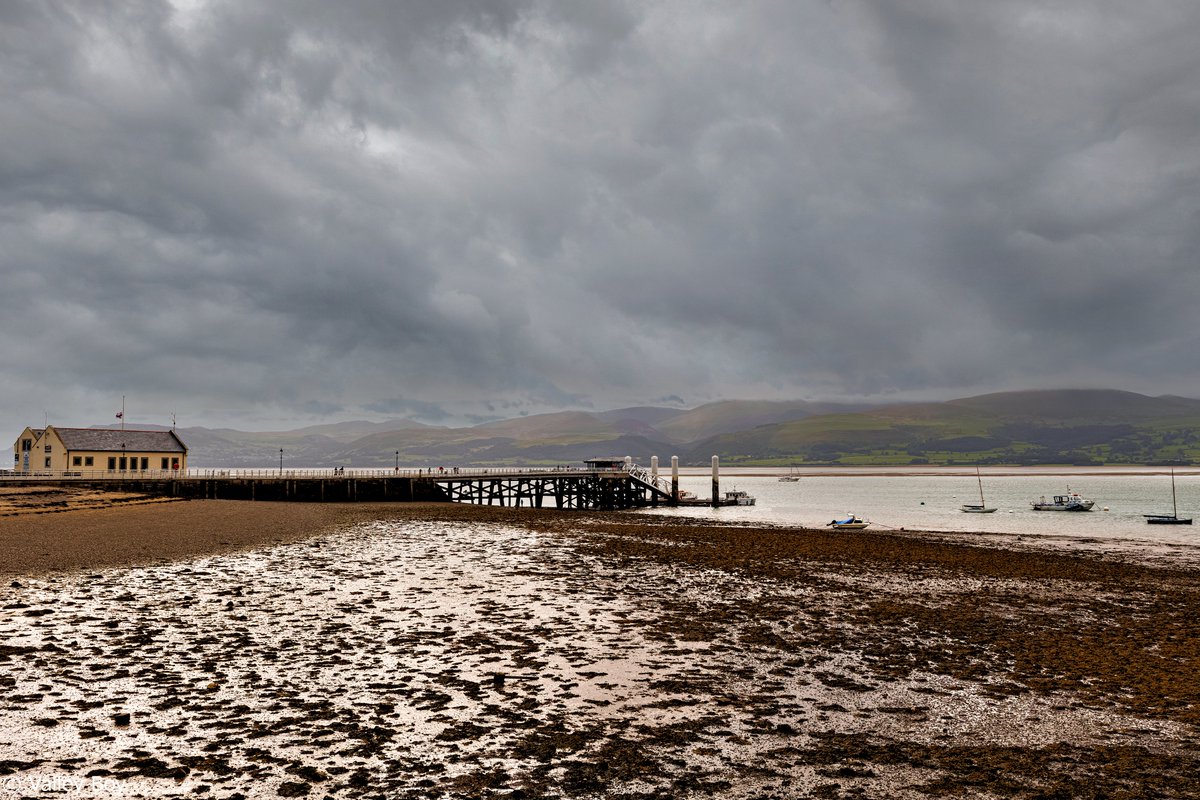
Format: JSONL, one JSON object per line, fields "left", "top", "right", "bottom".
{"left": 977, "top": 467, "right": 985, "bottom": 505}
{"left": 1172, "top": 468, "right": 1178, "bottom": 517}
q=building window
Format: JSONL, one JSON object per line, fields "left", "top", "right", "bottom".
{"left": 119, "top": 457, "right": 127, "bottom": 470}
{"left": 138, "top": 457, "right": 147, "bottom": 470}
{"left": 161, "top": 457, "right": 169, "bottom": 469}
{"left": 108, "top": 457, "right": 116, "bottom": 470}
{"left": 172, "top": 458, "right": 180, "bottom": 470}
{"left": 44, "top": 457, "right": 51, "bottom": 468}
{"left": 85, "top": 456, "right": 94, "bottom": 467}
{"left": 44, "top": 444, "right": 52, "bottom": 453}
{"left": 21, "top": 439, "right": 31, "bottom": 452}
{"left": 72, "top": 456, "right": 82, "bottom": 466}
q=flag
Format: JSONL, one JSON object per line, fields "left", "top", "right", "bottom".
{"left": 115, "top": 411, "right": 123, "bottom": 419}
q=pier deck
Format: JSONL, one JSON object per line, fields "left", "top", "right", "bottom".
{"left": 0, "top": 465, "right": 734, "bottom": 511}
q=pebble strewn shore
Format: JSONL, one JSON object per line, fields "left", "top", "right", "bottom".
{"left": 1, "top": 491, "right": 1198, "bottom": 797}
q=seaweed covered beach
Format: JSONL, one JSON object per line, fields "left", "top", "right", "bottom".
{"left": 2, "top": 495, "right": 1199, "bottom": 798}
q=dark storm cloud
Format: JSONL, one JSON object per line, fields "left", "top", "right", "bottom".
{"left": 3, "top": 0, "right": 1199, "bottom": 433}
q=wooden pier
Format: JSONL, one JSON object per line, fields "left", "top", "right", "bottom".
{"left": 0, "top": 462, "right": 722, "bottom": 512}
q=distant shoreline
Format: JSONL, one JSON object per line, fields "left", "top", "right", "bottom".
{"left": 677, "top": 464, "right": 1200, "bottom": 477}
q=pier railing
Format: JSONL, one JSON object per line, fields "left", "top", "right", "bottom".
{"left": 625, "top": 464, "right": 675, "bottom": 496}
{"left": 0, "top": 462, "right": 700, "bottom": 510}
{"left": 0, "top": 465, "right": 610, "bottom": 482}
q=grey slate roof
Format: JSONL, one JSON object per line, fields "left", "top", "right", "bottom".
{"left": 52, "top": 428, "right": 187, "bottom": 453}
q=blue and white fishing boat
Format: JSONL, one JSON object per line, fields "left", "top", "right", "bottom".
{"left": 1031, "top": 490, "right": 1094, "bottom": 512}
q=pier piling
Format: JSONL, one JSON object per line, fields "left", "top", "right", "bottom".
{"left": 712, "top": 455, "right": 719, "bottom": 508}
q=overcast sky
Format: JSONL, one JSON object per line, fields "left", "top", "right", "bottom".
{"left": 3, "top": 1, "right": 1199, "bottom": 434}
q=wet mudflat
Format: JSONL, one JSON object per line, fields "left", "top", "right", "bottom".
{"left": 2, "top": 505, "right": 1199, "bottom": 798}
{"left": 0, "top": 486, "right": 176, "bottom": 517}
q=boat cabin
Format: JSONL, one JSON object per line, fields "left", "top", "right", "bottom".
{"left": 584, "top": 458, "right": 628, "bottom": 471}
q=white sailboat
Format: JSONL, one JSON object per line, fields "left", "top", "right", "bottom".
{"left": 960, "top": 467, "right": 997, "bottom": 513}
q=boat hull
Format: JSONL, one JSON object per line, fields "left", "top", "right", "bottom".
{"left": 960, "top": 504, "right": 997, "bottom": 513}
{"left": 1031, "top": 503, "right": 1093, "bottom": 511}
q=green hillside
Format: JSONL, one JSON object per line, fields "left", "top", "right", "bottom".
{"left": 947, "top": 389, "right": 1200, "bottom": 423}
{"left": 691, "top": 391, "right": 1200, "bottom": 466}
{"left": 654, "top": 399, "right": 870, "bottom": 442}
{"left": 178, "top": 390, "right": 1200, "bottom": 467}
{"left": 470, "top": 411, "right": 641, "bottom": 441}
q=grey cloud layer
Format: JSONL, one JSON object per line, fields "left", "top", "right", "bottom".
{"left": 3, "top": 0, "right": 1199, "bottom": 431}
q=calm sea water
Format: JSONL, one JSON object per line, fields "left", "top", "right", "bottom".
{"left": 634, "top": 467, "right": 1200, "bottom": 552}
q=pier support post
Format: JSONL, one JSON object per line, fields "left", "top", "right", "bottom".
{"left": 671, "top": 456, "right": 679, "bottom": 504}
{"left": 650, "top": 455, "right": 659, "bottom": 507}
{"left": 711, "top": 455, "right": 719, "bottom": 508}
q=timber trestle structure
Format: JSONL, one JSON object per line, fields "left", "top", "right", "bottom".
{"left": 1, "top": 465, "right": 680, "bottom": 511}
{"left": 437, "top": 466, "right": 674, "bottom": 510}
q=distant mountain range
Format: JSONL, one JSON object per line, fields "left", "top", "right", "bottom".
{"left": 161, "top": 390, "right": 1200, "bottom": 468}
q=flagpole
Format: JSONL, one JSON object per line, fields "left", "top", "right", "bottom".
{"left": 121, "top": 396, "right": 125, "bottom": 431}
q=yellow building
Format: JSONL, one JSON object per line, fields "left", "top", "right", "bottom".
{"left": 11, "top": 426, "right": 188, "bottom": 474}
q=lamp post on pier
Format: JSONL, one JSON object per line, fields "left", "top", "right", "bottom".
{"left": 279, "top": 448, "right": 283, "bottom": 475}
{"left": 395, "top": 451, "right": 399, "bottom": 472}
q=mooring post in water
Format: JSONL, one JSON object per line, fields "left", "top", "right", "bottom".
{"left": 671, "top": 456, "right": 679, "bottom": 504}
{"left": 712, "top": 455, "right": 719, "bottom": 508}
{"left": 650, "top": 455, "right": 660, "bottom": 507}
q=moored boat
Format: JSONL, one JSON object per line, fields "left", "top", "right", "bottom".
{"left": 828, "top": 515, "right": 869, "bottom": 530}
{"left": 961, "top": 467, "right": 997, "bottom": 513}
{"left": 724, "top": 490, "right": 756, "bottom": 505}
{"left": 1145, "top": 469, "right": 1191, "bottom": 525}
{"left": 1031, "top": 491, "right": 1094, "bottom": 511}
